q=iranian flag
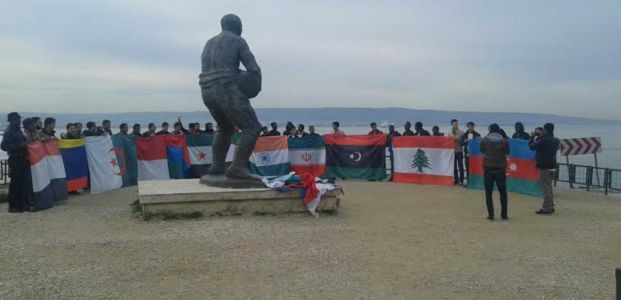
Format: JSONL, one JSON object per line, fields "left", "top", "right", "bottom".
{"left": 136, "top": 136, "right": 169, "bottom": 181}
{"left": 28, "top": 140, "right": 68, "bottom": 210}
{"left": 288, "top": 136, "right": 326, "bottom": 177}
{"left": 85, "top": 136, "right": 123, "bottom": 193}
{"left": 392, "top": 136, "right": 455, "bottom": 186}
{"left": 248, "top": 136, "right": 290, "bottom": 177}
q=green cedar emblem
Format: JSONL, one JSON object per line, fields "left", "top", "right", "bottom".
{"left": 411, "top": 148, "right": 432, "bottom": 173}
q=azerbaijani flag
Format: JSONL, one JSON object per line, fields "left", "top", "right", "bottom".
{"left": 324, "top": 134, "right": 387, "bottom": 180}
{"left": 164, "top": 135, "right": 191, "bottom": 179}
{"left": 111, "top": 135, "right": 138, "bottom": 187}
{"left": 136, "top": 136, "right": 169, "bottom": 181}
{"left": 28, "top": 140, "right": 68, "bottom": 210}
{"left": 288, "top": 136, "right": 326, "bottom": 177}
{"left": 248, "top": 136, "right": 290, "bottom": 177}
{"left": 468, "top": 139, "right": 541, "bottom": 196}
{"left": 186, "top": 134, "right": 213, "bottom": 178}
{"left": 392, "top": 136, "right": 455, "bottom": 186}
{"left": 58, "top": 139, "right": 89, "bottom": 192}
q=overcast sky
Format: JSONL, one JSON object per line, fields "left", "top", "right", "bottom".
{"left": 1, "top": 1, "right": 620, "bottom": 119}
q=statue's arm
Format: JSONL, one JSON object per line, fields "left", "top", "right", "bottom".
{"left": 239, "top": 39, "right": 261, "bottom": 78}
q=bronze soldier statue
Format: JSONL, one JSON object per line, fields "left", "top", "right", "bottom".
{"left": 199, "top": 14, "right": 262, "bottom": 183}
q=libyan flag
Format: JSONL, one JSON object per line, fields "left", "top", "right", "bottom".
{"left": 324, "top": 134, "right": 387, "bottom": 180}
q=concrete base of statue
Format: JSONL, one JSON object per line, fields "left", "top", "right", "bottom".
{"left": 138, "top": 179, "right": 341, "bottom": 216}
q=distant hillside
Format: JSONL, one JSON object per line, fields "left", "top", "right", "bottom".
{"left": 2, "top": 108, "right": 620, "bottom": 129}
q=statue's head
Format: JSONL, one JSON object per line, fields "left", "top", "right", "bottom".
{"left": 221, "top": 14, "right": 242, "bottom": 36}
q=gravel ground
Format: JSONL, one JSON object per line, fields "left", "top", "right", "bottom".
{"left": 0, "top": 181, "right": 620, "bottom": 299}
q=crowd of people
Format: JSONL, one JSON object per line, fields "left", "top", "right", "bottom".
{"left": 2, "top": 112, "right": 560, "bottom": 219}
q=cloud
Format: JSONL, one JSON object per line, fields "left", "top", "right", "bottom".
{"left": 0, "top": 0, "right": 620, "bottom": 119}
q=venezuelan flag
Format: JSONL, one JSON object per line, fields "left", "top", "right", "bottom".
{"left": 468, "top": 138, "right": 541, "bottom": 197}
{"left": 59, "top": 139, "right": 89, "bottom": 192}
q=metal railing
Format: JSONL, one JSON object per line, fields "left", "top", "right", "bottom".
{"left": 0, "top": 159, "right": 8, "bottom": 185}
{"left": 555, "top": 162, "right": 621, "bottom": 195}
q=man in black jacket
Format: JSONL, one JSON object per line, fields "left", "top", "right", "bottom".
{"left": 480, "top": 124, "right": 510, "bottom": 220}
{"left": 461, "top": 121, "right": 481, "bottom": 184}
{"left": 512, "top": 122, "right": 530, "bottom": 140}
{"left": 1, "top": 113, "right": 31, "bottom": 213}
{"left": 529, "top": 123, "right": 560, "bottom": 215}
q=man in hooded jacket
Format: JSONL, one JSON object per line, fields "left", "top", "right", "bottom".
{"left": 480, "top": 123, "right": 510, "bottom": 220}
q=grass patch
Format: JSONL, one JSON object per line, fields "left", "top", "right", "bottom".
{"left": 0, "top": 192, "right": 7, "bottom": 203}
{"left": 130, "top": 200, "right": 205, "bottom": 221}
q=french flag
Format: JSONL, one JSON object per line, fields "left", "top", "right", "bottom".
{"left": 28, "top": 140, "right": 68, "bottom": 210}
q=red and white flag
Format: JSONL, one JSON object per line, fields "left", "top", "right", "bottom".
{"left": 28, "top": 140, "right": 68, "bottom": 210}
{"left": 136, "top": 136, "right": 170, "bottom": 181}
{"left": 392, "top": 136, "right": 455, "bottom": 186}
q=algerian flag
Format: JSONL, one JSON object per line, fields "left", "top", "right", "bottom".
{"left": 85, "top": 136, "right": 123, "bottom": 193}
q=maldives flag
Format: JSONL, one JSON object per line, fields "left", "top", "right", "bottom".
{"left": 164, "top": 135, "right": 191, "bottom": 179}
{"left": 59, "top": 139, "right": 89, "bottom": 192}
{"left": 288, "top": 136, "right": 326, "bottom": 177}
{"left": 85, "top": 136, "right": 123, "bottom": 193}
{"left": 28, "top": 140, "right": 68, "bottom": 210}
{"left": 136, "top": 136, "right": 169, "bottom": 181}
{"left": 112, "top": 135, "right": 138, "bottom": 187}
{"left": 468, "top": 139, "right": 541, "bottom": 196}
{"left": 248, "top": 136, "right": 290, "bottom": 177}
{"left": 392, "top": 136, "right": 455, "bottom": 186}
{"left": 324, "top": 134, "right": 387, "bottom": 180}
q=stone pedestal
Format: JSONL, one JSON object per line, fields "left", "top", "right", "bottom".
{"left": 138, "top": 179, "right": 341, "bottom": 216}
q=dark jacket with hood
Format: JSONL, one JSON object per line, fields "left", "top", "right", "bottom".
{"left": 480, "top": 132, "right": 510, "bottom": 171}
{"left": 529, "top": 132, "right": 560, "bottom": 169}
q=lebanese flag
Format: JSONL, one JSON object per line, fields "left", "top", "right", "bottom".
{"left": 392, "top": 136, "right": 455, "bottom": 186}
{"left": 28, "top": 140, "right": 68, "bottom": 210}
{"left": 136, "top": 136, "right": 169, "bottom": 181}
{"left": 288, "top": 136, "right": 326, "bottom": 177}
{"left": 85, "top": 136, "right": 123, "bottom": 193}
{"left": 248, "top": 136, "right": 290, "bottom": 177}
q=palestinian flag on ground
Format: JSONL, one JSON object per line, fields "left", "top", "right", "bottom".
{"left": 59, "top": 139, "right": 89, "bottom": 192}
{"left": 248, "top": 136, "right": 290, "bottom": 177}
{"left": 112, "top": 135, "right": 138, "bottom": 187}
{"left": 288, "top": 136, "right": 326, "bottom": 177}
{"left": 136, "top": 136, "right": 169, "bottom": 181}
{"left": 28, "top": 140, "right": 68, "bottom": 210}
{"left": 468, "top": 138, "right": 541, "bottom": 197}
{"left": 392, "top": 136, "right": 455, "bottom": 186}
{"left": 324, "top": 134, "right": 387, "bottom": 180}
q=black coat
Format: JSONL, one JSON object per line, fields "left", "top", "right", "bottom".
{"left": 529, "top": 133, "right": 560, "bottom": 169}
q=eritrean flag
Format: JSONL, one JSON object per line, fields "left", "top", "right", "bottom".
{"left": 288, "top": 136, "right": 326, "bottom": 177}
{"left": 28, "top": 140, "right": 68, "bottom": 210}
{"left": 59, "top": 139, "right": 89, "bottom": 192}
{"left": 392, "top": 136, "right": 455, "bottom": 186}
{"left": 468, "top": 139, "right": 541, "bottom": 196}
{"left": 324, "top": 134, "right": 387, "bottom": 180}
{"left": 248, "top": 136, "right": 290, "bottom": 177}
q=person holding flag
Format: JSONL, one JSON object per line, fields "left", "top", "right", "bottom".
{"left": 1, "top": 112, "right": 31, "bottom": 213}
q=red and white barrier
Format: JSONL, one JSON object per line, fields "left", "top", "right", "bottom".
{"left": 560, "top": 137, "right": 602, "bottom": 156}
